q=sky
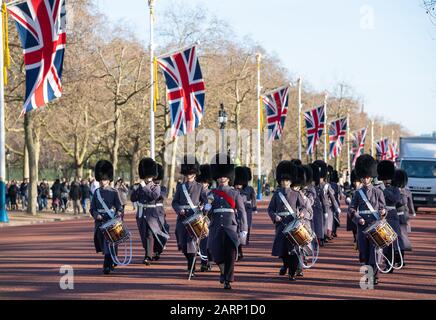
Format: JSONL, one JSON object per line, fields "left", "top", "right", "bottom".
{"left": 94, "top": 0, "right": 436, "bottom": 136}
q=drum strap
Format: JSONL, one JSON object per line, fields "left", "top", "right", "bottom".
{"left": 182, "top": 184, "right": 198, "bottom": 211}
{"left": 323, "top": 183, "right": 329, "bottom": 195}
{"left": 278, "top": 192, "right": 297, "bottom": 219}
{"left": 96, "top": 189, "right": 115, "bottom": 220}
{"left": 358, "top": 189, "right": 379, "bottom": 220}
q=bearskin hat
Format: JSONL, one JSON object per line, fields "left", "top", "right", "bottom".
{"left": 181, "top": 155, "right": 200, "bottom": 176}
{"left": 377, "top": 160, "right": 396, "bottom": 181}
{"left": 276, "top": 161, "right": 297, "bottom": 183}
{"left": 313, "top": 160, "right": 328, "bottom": 179}
{"left": 196, "top": 164, "right": 213, "bottom": 184}
{"left": 210, "top": 153, "right": 235, "bottom": 182}
{"left": 355, "top": 154, "right": 377, "bottom": 179}
{"left": 330, "top": 170, "right": 339, "bottom": 183}
{"left": 243, "top": 166, "right": 253, "bottom": 181}
{"left": 234, "top": 166, "right": 249, "bottom": 186}
{"left": 350, "top": 169, "right": 359, "bottom": 184}
{"left": 392, "top": 169, "right": 408, "bottom": 188}
{"left": 139, "top": 158, "right": 157, "bottom": 179}
{"left": 95, "top": 160, "right": 114, "bottom": 182}
{"left": 292, "top": 165, "right": 306, "bottom": 187}
{"left": 303, "top": 165, "right": 313, "bottom": 186}
{"left": 311, "top": 163, "right": 321, "bottom": 185}
{"left": 291, "top": 159, "right": 302, "bottom": 166}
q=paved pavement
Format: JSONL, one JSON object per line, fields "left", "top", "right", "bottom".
{"left": 0, "top": 202, "right": 435, "bottom": 300}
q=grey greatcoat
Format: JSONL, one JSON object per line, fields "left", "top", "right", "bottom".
{"left": 319, "top": 182, "right": 340, "bottom": 233}
{"left": 237, "top": 186, "right": 257, "bottom": 230}
{"left": 312, "top": 185, "right": 325, "bottom": 239}
{"left": 207, "top": 185, "right": 248, "bottom": 263}
{"left": 90, "top": 186, "right": 123, "bottom": 255}
{"left": 397, "top": 189, "right": 412, "bottom": 251}
{"left": 268, "top": 187, "right": 310, "bottom": 258}
{"left": 154, "top": 186, "right": 170, "bottom": 253}
{"left": 348, "top": 184, "right": 386, "bottom": 265}
{"left": 172, "top": 181, "right": 208, "bottom": 254}
{"left": 130, "top": 182, "right": 166, "bottom": 250}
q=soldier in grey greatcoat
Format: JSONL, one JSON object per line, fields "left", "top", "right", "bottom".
{"left": 131, "top": 158, "right": 163, "bottom": 266}
{"left": 205, "top": 154, "right": 248, "bottom": 290}
{"left": 348, "top": 154, "right": 386, "bottom": 285}
{"left": 268, "top": 161, "right": 310, "bottom": 281}
{"left": 310, "top": 163, "right": 325, "bottom": 245}
{"left": 172, "top": 156, "right": 208, "bottom": 277}
{"left": 90, "top": 160, "right": 124, "bottom": 275}
{"left": 346, "top": 170, "right": 360, "bottom": 249}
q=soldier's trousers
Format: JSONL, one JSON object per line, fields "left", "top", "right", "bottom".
{"left": 218, "top": 233, "right": 237, "bottom": 282}
{"left": 282, "top": 253, "right": 299, "bottom": 276}
{"left": 137, "top": 219, "right": 154, "bottom": 259}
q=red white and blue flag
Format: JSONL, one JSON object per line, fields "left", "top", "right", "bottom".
{"left": 304, "top": 105, "right": 325, "bottom": 155}
{"left": 387, "top": 141, "right": 398, "bottom": 161}
{"left": 328, "top": 117, "right": 347, "bottom": 158}
{"left": 351, "top": 127, "right": 368, "bottom": 166}
{"left": 262, "top": 86, "right": 289, "bottom": 142}
{"left": 376, "top": 138, "right": 389, "bottom": 160}
{"left": 157, "top": 45, "right": 205, "bottom": 138}
{"left": 8, "top": 0, "right": 66, "bottom": 114}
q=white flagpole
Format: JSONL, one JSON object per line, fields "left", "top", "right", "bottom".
{"left": 371, "top": 119, "right": 374, "bottom": 157}
{"left": 256, "top": 53, "right": 262, "bottom": 200}
{"left": 148, "top": 0, "right": 155, "bottom": 160}
{"left": 323, "top": 92, "right": 328, "bottom": 162}
{"left": 0, "top": 5, "right": 8, "bottom": 223}
{"left": 346, "top": 109, "right": 351, "bottom": 183}
{"left": 297, "top": 77, "right": 302, "bottom": 160}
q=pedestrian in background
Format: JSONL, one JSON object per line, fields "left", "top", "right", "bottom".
{"left": 80, "top": 179, "right": 91, "bottom": 214}
{"left": 69, "top": 177, "right": 81, "bottom": 215}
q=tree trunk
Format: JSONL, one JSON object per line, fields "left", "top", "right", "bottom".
{"left": 23, "top": 144, "right": 29, "bottom": 179}
{"left": 24, "top": 113, "right": 38, "bottom": 216}
{"left": 130, "top": 136, "right": 140, "bottom": 186}
{"left": 112, "top": 107, "right": 121, "bottom": 178}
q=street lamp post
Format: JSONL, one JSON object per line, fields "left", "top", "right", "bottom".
{"left": 218, "top": 103, "right": 227, "bottom": 154}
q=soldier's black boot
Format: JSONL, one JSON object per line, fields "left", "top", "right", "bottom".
{"left": 238, "top": 245, "right": 244, "bottom": 261}
{"left": 153, "top": 252, "right": 161, "bottom": 261}
{"left": 224, "top": 281, "right": 232, "bottom": 290}
{"left": 280, "top": 257, "right": 288, "bottom": 275}
{"left": 143, "top": 256, "right": 152, "bottom": 266}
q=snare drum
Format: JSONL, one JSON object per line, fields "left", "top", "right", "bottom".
{"left": 363, "top": 219, "right": 397, "bottom": 249}
{"left": 183, "top": 213, "right": 209, "bottom": 240}
{"left": 283, "top": 219, "right": 314, "bottom": 247}
{"left": 100, "top": 218, "right": 131, "bottom": 244}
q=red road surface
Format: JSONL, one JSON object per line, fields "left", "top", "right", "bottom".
{"left": 1, "top": 202, "right": 436, "bottom": 300}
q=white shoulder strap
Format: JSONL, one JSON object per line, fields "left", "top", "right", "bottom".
{"left": 278, "top": 191, "right": 296, "bottom": 219}
{"left": 182, "top": 183, "right": 196, "bottom": 210}
{"left": 96, "top": 188, "right": 115, "bottom": 219}
{"left": 323, "top": 183, "right": 329, "bottom": 194}
{"left": 358, "top": 189, "right": 379, "bottom": 219}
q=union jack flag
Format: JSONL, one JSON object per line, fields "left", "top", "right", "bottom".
{"left": 351, "top": 127, "right": 368, "bottom": 166}
{"left": 328, "top": 117, "right": 347, "bottom": 158}
{"left": 387, "top": 141, "right": 398, "bottom": 161}
{"left": 304, "top": 105, "right": 325, "bottom": 155}
{"left": 157, "top": 45, "right": 205, "bottom": 138}
{"left": 376, "top": 138, "right": 389, "bottom": 160}
{"left": 262, "top": 86, "right": 289, "bottom": 142}
{"left": 8, "top": 0, "right": 66, "bottom": 114}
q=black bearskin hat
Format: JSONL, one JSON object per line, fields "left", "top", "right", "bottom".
{"left": 311, "top": 163, "right": 321, "bottom": 185}
{"left": 243, "top": 166, "right": 253, "bottom": 182}
{"left": 330, "top": 170, "right": 339, "bottom": 183}
{"left": 350, "top": 169, "right": 359, "bottom": 184}
{"left": 139, "top": 158, "right": 158, "bottom": 179}
{"left": 292, "top": 165, "right": 306, "bottom": 187}
{"left": 303, "top": 165, "right": 313, "bottom": 186}
{"left": 393, "top": 169, "right": 408, "bottom": 188}
{"left": 355, "top": 154, "right": 377, "bottom": 179}
{"left": 155, "top": 163, "right": 164, "bottom": 181}
{"left": 211, "top": 154, "right": 235, "bottom": 182}
{"left": 181, "top": 155, "right": 200, "bottom": 176}
{"left": 234, "top": 166, "right": 249, "bottom": 186}
{"left": 95, "top": 160, "right": 114, "bottom": 182}
{"left": 291, "top": 159, "right": 302, "bottom": 166}
{"left": 313, "top": 160, "right": 328, "bottom": 179}
{"left": 377, "top": 160, "right": 396, "bottom": 181}
{"left": 196, "top": 164, "right": 213, "bottom": 184}
{"left": 276, "top": 161, "right": 297, "bottom": 183}
{"left": 327, "top": 165, "right": 334, "bottom": 181}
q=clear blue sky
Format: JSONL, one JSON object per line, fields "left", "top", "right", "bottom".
{"left": 95, "top": 0, "right": 436, "bottom": 136}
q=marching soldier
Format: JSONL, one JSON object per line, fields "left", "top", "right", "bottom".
{"left": 131, "top": 158, "right": 164, "bottom": 266}
{"left": 313, "top": 160, "right": 340, "bottom": 244}
{"left": 346, "top": 170, "right": 360, "bottom": 249}
{"left": 329, "top": 170, "right": 342, "bottom": 238}
{"left": 196, "top": 164, "right": 213, "bottom": 272}
{"left": 206, "top": 154, "right": 248, "bottom": 290}
{"left": 268, "top": 161, "right": 310, "bottom": 281}
{"left": 348, "top": 154, "right": 386, "bottom": 285}
{"left": 152, "top": 163, "right": 171, "bottom": 261}
{"left": 392, "top": 169, "right": 413, "bottom": 267}
{"left": 90, "top": 160, "right": 123, "bottom": 275}
{"left": 233, "top": 166, "right": 257, "bottom": 260}
{"left": 310, "top": 163, "right": 325, "bottom": 246}
{"left": 172, "top": 156, "right": 207, "bottom": 277}
{"left": 376, "top": 160, "right": 405, "bottom": 273}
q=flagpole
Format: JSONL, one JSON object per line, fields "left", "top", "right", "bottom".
{"left": 0, "top": 4, "right": 8, "bottom": 223}
{"left": 346, "top": 108, "right": 351, "bottom": 183}
{"left": 323, "top": 92, "right": 328, "bottom": 163}
{"left": 370, "top": 119, "right": 374, "bottom": 157}
{"left": 256, "top": 53, "right": 262, "bottom": 200}
{"left": 297, "top": 77, "right": 302, "bottom": 160}
{"left": 148, "top": 0, "right": 155, "bottom": 160}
